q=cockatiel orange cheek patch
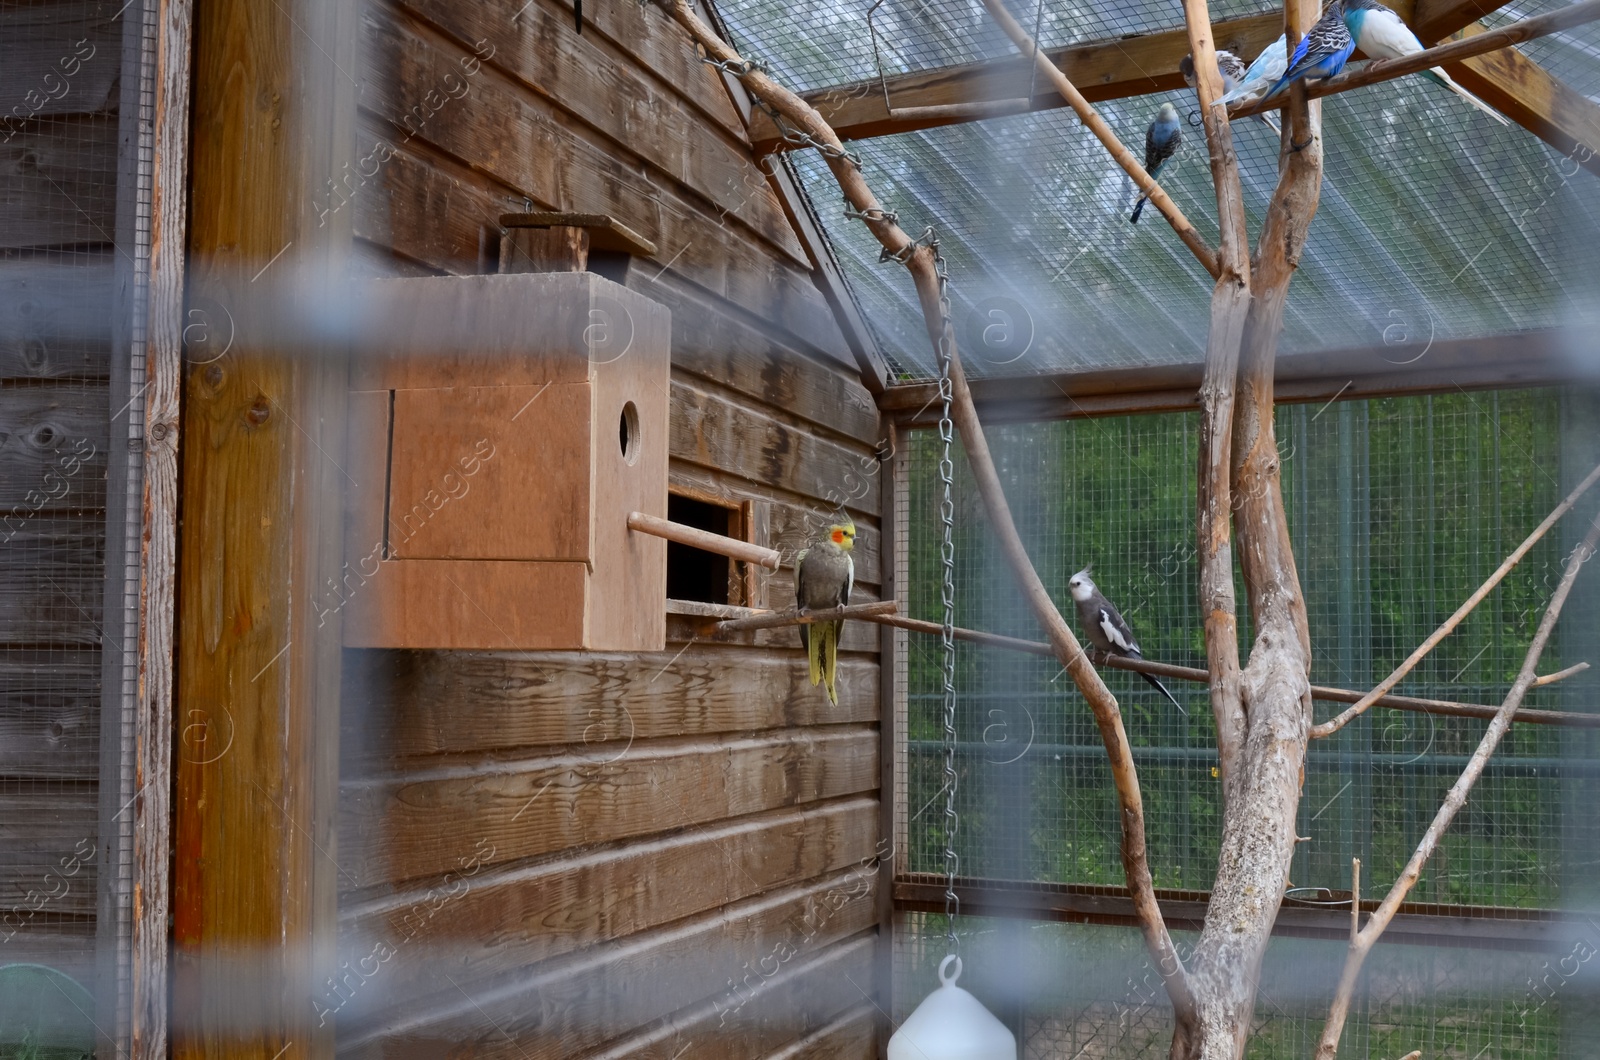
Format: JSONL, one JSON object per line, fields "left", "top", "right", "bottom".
{"left": 832, "top": 530, "right": 844, "bottom": 544}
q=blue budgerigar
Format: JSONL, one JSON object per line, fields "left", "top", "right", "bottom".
{"left": 1264, "top": 2, "right": 1357, "bottom": 101}
{"left": 1130, "top": 102, "right": 1182, "bottom": 224}
{"left": 1341, "top": 0, "right": 1510, "bottom": 125}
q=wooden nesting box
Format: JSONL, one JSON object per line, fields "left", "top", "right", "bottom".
{"left": 340, "top": 272, "right": 670, "bottom": 650}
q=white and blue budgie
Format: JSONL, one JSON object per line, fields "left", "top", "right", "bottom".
{"left": 1341, "top": 0, "right": 1510, "bottom": 125}
{"left": 1184, "top": 50, "right": 1281, "bottom": 134}
{"left": 1213, "top": 33, "right": 1290, "bottom": 111}
{"left": 1129, "top": 102, "right": 1182, "bottom": 224}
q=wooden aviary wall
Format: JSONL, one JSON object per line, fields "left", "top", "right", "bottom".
{"left": 334, "top": 0, "right": 889, "bottom": 1054}
{"left": 0, "top": 0, "right": 119, "bottom": 1002}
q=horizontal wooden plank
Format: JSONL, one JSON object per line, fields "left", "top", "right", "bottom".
{"left": 0, "top": 789, "right": 98, "bottom": 918}
{"left": 763, "top": 1002, "right": 878, "bottom": 1060}
{"left": 0, "top": 920, "right": 97, "bottom": 983}
{"left": 750, "top": 12, "right": 1285, "bottom": 149}
{"left": 0, "top": 386, "right": 108, "bottom": 511}
{"left": 670, "top": 381, "right": 882, "bottom": 517}
{"left": 342, "top": 646, "right": 878, "bottom": 760}
{"left": 339, "top": 728, "right": 879, "bottom": 885}
{"left": 0, "top": 259, "right": 115, "bottom": 343}
{"left": 585, "top": 948, "right": 880, "bottom": 1060}
{"left": 337, "top": 869, "right": 881, "bottom": 1059}
{"left": 0, "top": 648, "right": 99, "bottom": 779}
{"left": 512, "top": 0, "right": 746, "bottom": 140}
{"left": 334, "top": 797, "right": 881, "bottom": 1020}
{"left": 353, "top": 19, "right": 849, "bottom": 361}
{"left": 0, "top": 517, "right": 104, "bottom": 645}
{"left": 636, "top": 271, "right": 879, "bottom": 442}
{"left": 386, "top": 0, "right": 808, "bottom": 265}
{"left": 0, "top": 1, "right": 121, "bottom": 124}
{"left": 0, "top": 114, "right": 117, "bottom": 249}
{"left": 0, "top": 333, "right": 111, "bottom": 380}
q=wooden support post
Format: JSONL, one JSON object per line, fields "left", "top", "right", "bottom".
{"left": 171, "top": 0, "right": 354, "bottom": 1056}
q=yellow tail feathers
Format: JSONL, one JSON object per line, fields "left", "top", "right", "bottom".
{"left": 807, "top": 619, "right": 841, "bottom": 705}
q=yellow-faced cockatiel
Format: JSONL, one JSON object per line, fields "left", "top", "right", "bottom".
{"left": 796, "top": 520, "right": 856, "bottom": 705}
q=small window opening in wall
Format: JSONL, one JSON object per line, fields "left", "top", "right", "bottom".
{"left": 619, "top": 401, "right": 640, "bottom": 465}
{"left": 666, "top": 493, "right": 747, "bottom": 605}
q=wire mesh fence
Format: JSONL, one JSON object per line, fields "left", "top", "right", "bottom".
{"left": 895, "top": 385, "right": 1600, "bottom": 1053}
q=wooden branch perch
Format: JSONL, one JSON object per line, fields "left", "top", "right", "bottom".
{"left": 1312, "top": 459, "right": 1600, "bottom": 738}
{"left": 1315, "top": 511, "right": 1600, "bottom": 1060}
{"left": 709, "top": 600, "right": 897, "bottom": 634}
{"left": 869, "top": 612, "right": 1600, "bottom": 727}
{"left": 627, "top": 511, "right": 782, "bottom": 569}
{"left": 978, "top": 0, "right": 1221, "bottom": 279}
{"left": 647, "top": 0, "right": 1197, "bottom": 1022}
{"left": 1534, "top": 660, "right": 1589, "bottom": 686}
{"left": 1230, "top": 0, "right": 1600, "bottom": 118}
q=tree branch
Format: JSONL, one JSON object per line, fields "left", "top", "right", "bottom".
{"left": 1184, "top": 0, "right": 1252, "bottom": 811}
{"left": 1315, "top": 510, "right": 1600, "bottom": 1060}
{"left": 979, "top": 0, "right": 1221, "bottom": 279}
{"left": 646, "top": 0, "right": 1197, "bottom": 1024}
{"left": 1229, "top": 0, "right": 1600, "bottom": 118}
{"left": 1311, "top": 459, "right": 1600, "bottom": 738}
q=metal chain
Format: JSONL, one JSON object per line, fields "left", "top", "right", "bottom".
{"left": 753, "top": 99, "right": 862, "bottom": 169}
{"left": 930, "top": 235, "right": 960, "bottom": 959}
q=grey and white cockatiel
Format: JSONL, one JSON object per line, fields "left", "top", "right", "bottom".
{"left": 1067, "top": 566, "right": 1185, "bottom": 714}
{"left": 795, "top": 520, "right": 856, "bottom": 705}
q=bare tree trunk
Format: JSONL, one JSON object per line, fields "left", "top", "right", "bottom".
{"left": 1179, "top": 0, "right": 1326, "bottom": 1049}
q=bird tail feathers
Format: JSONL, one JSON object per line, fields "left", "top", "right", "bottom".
{"left": 1129, "top": 195, "right": 1149, "bottom": 224}
{"left": 1424, "top": 68, "right": 1511, "bottom": 126}
{"left": 808, "top": 620, "right": 840, "bottom": 706}
{"left": 1140, "top": 670, "right": 1186, "bottom": 714}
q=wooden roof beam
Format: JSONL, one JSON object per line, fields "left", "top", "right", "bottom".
{"left": 749, "top": 11, "right": 1288, "bottom": 152}
{"left": 1442, "top": 29, "right": 1600, "bottom": 179}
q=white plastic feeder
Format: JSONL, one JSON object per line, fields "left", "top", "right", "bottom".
{"left": 888, "top": 955, "right": 1017, "bottom": 1060}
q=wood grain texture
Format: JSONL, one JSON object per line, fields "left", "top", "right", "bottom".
{"left": 0, "top": 259, "right": 115, "bottom": 349}
{"left": 355, "top": 16, "right": 848, "bottom": 361}
{"left": 583, "top": 949, "right": 879, "bottom": 1060}
{"left": 671, "top": 381, "right": 882, "bottom": 518}
{"left": 389, "top": 0, "right": 808, "bottom": 264}
{"left": 0, "top": 789, "right": 98, "bottom": 918}
{"left": 0, "top": 386, "right": 108, "bottom": 509}
{"left": 629, "top": 269, "right": 879, "bottom": 439}
{"left": 173, "top": 0, "right": 352, "bottom": 1053}
{"left": 0, "top": 517, "right": 104, "bottom": 644}
{"left": 0, "top": 332, "right": 110, "bottom": 380}
{"left": 337, "top": 870, "right": 880, "bottom": 1059}
{"left": 341, "top": 646, "right": 878, "bottom": 760}
{"left": 1413, "top": 0, "right": 1517, "bottom": 44}
{"left": 0, "top": 114, "right": 118, "bottom": 249}
{"left": 0, "top": 649, "right": 99, "bottom": 779}
{"left": 334, "top": 797, "right": 879, "bottom": 1019}
{"left": 338, "top": 727, "right": 879, "bottom": 885}
{"left": 0, "top": 1, "right": 122, "bottom": 124}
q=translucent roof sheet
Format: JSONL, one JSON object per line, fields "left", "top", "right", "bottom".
{"left": 716, "top": 0, "right": 1600, "bottom": 380}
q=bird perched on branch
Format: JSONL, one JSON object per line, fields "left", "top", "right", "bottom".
{"left": 1183, "top": 51, "right": 1281, "bottom": 135}
{"left": 796, "top": 520, "right": 856, "bottom": 705}
{"left": 1129, "top": 103, "right": 1181, "bottom": 224}
{"left": 1264, "top": 2, "right": 1357, "bottom": 101}
{"left": 1340, "top": 0, "right": 1510, "bottom": 125}
{"left": 1067, "top": 567, "right": 1185, "bottom": 714}
{"left": 1214, "top": 33, "right": 1290, "bottom": 111}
